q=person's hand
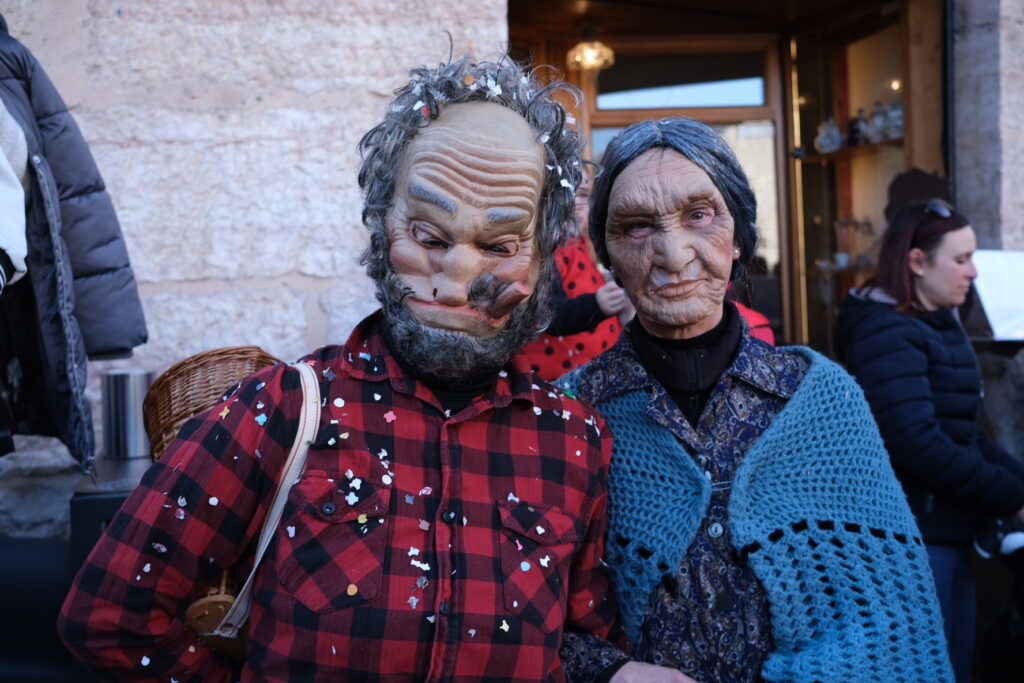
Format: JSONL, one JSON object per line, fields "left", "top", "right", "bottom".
{"left": 596, "top": 281, "right": 632, "bottom": 317}
{"left": 610, "top": 661, "right": 699, "bottom": 682}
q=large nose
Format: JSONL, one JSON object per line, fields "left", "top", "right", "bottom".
{"left": 431, "top": 245, "right": 482, "bottom": 305}
{"left": 651, "top": 227, "right": 695, "bottom": 273}
{"left": 966, "top": 261, "right": 978, "bottom": 280}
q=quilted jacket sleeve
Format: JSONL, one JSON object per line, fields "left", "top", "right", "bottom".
{"left": 844, "top": 315, "right": 1024, "bottom": 515}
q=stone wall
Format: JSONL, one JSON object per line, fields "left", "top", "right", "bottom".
{"left": 0, "top": 0, "right": 508, "bottom": 537}
{"left": 952, "top": 0, "right": 1024, "bottom": 454}
{"left": 953, "top": 0, "right": 1024, "bottom": 251}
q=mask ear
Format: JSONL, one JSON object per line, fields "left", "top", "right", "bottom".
{"left": 908, "top": 247, "right": 927, "bottom": 276}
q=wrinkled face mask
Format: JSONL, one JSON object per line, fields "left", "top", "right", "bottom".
{"left": 605, "top": 147, "right": 738, "bottom": 340}
{"left": 379, "top": 102, "right": 549, "bottom": 383}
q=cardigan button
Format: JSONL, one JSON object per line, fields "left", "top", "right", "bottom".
{"left": 707, "top": 522, "right": 724, "bottom": 538}
{"left": 322, "top": 501, "right": 337, "bottom": 515}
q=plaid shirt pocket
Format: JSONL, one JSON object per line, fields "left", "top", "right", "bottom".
{"left": 498, "top": 500, "right": 582, "bottom": 633}
{"left": 275, "top": 469, "right": 391, "bottom": 613}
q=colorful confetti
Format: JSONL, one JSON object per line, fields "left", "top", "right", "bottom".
{"left": 520, "top": 560, "right": 531, "bottom": 572}
{"left": 384, "top": 410, "right": 397, "bottom": 423}
{"left": 345, "top": 492, "right": 359, "bottom": 506}
{"left": 333, "top": 398, "right": 345, "bottom": 408}
{"left": 219, "top": 406, "right": 230, "bottom": 419}
{"left": 287, "top": 526, "right": 296, "bottom": 538}
{"left": 255, "top": 413, "right": 268, "bottom": 426}
{"left": 539, "top": 555, "right": 551, "bottom": 568}
{"left": 347, "top": 583, "right": 358, "bottom": 596}
{"left": 499, "top": 619, "right": 510, "bottom": 632}
{"left": 208, "top": 496, "right": 219, "bottom": 506}
{"left": 419, "top": 519, "right": 430, "bottom": 531}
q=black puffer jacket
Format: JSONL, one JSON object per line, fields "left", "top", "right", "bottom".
{"left": 0, "top": 16, "right": 147, "bottom": 469}
{"left": 835, "top": 288, "right": 1024, "bottom": 543}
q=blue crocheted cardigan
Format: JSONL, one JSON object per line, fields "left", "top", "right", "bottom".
{"left": 561, "top": 344, "right": 953, "bottom": 682}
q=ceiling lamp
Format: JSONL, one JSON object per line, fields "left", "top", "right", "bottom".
{"left": 567, "top": 28, "right": 614, "bottom": 72}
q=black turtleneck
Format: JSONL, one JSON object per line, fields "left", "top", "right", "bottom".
{"left": 381, "top": 320, "right": 497, "bottom": 415}
{"left": 629, "top": 302, "right": 743, "bottom": 427}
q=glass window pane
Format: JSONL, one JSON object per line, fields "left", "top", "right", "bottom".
{"left": 597, "top": 53, "right": 764, "bottom": 110}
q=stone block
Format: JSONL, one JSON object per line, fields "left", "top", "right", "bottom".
{"left": 0, "top": 439, "right": 80, "bottom": 539}
{"left": 320, "top": 278, "right": 382, "bottom": 345}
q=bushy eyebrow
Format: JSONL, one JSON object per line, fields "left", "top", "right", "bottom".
{"left": 408, "top": 180, "right": 457, "bottom": 215}
{"left": 485, "top": 207, "right": 530, "bottom": 223}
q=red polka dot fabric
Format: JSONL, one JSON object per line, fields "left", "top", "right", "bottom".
{"left": 525, "top": 240, "right": 623, "bottom": 381}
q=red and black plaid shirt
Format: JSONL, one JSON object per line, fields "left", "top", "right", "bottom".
{"left": 59, "top": 312, "right": 618, "bottom": 682}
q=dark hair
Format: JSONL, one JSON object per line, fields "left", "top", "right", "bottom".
{"left": 588, "top": 117, "right": 758, "bottom": 283}
{"left": 357, "top": 55, "right": 583, "bottom": 285}
{"left": 869, "top": 200, "right": 970, "bottom": 312}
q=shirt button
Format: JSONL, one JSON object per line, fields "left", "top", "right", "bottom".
{"left": 707, "top": 522, "right": 724, "bottom": 538}
{"left": 443, "top": 510, "right": 457, "bottom": 524}
{"left": 439, "top": 601, "right": 451, "bottom": 615}
{"left": 321, "top": 501, "right": 336, "bottom": 515}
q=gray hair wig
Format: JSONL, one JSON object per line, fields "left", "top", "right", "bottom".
{"left": 358, "top": 56, "right": 584, "bottom": 295}
{"left": 589, "top": 118, "right": 758, "bottom": 284}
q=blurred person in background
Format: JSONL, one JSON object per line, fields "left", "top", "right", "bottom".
{"left": 836, "top": 198, "right": 1024, "bottom": 683}
{"left": 524, "top": 161, "right": 633, "bottom": 380}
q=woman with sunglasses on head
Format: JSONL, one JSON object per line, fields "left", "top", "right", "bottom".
{"left": 836, "top": 198, "right": 1024, "bottom": 683}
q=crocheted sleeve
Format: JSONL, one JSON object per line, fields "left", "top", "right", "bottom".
{"left": 730, "top": 350, "right": 953, "bottom": 682}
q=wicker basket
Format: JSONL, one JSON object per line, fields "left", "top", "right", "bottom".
{"left": 143, "top": 346, "right": 281, "bottom": 461}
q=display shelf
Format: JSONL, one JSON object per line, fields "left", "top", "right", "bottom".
{"left": 800, "top": 136, "right": 903, "bottom": 164}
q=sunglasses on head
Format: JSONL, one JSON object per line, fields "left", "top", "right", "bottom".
{"left": 924, "top": 198, "right": 954, "bottom": 219}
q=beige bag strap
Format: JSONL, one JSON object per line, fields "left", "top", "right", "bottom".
{"left": 209, "top": 361, "right": 321, "bottom": 637}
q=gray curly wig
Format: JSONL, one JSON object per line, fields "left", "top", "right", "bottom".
{"left": 356, "top": 55, "right": 583, "bottom": 383}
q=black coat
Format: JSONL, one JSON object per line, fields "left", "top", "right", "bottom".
{"left": 836, "top": 289, "right": 1024, "bottom": 543}
{"left": 0, "top": 17, "right": 147, "bottom": 469}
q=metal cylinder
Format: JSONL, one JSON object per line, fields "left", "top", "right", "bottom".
{"left": 101, "top": 368, "right": 154, "bottom": 459}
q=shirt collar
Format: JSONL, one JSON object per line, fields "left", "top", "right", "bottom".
{"left": 579, "top": 319, "right": 798, "bottom": 404}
